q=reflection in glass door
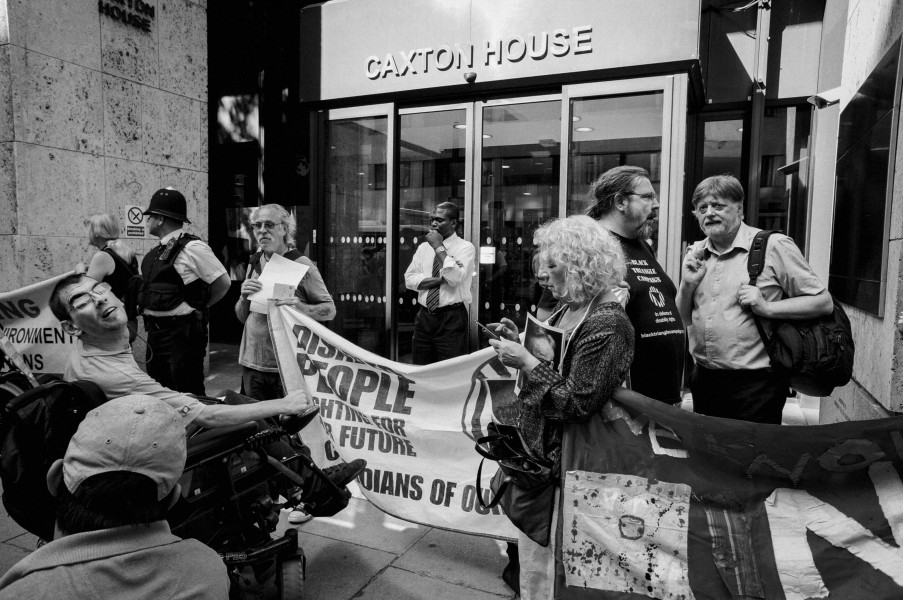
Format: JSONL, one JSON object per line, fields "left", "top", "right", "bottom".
{"left": 395, "top": 107, "right": 469, "bottom": 363}
{"left": 323, "top": 112, "right": 389, "bottom": 356}
{"left": 564, "top": 76, "right": 687, "bottom": 278}
{"left": 567, "top": 91, "right": 664, "bottom": 253}
{"left": 475, "top": 99, "right": 561, "bottom": 345}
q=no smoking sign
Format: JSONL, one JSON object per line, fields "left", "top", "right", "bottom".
{"left": 124, "top": 205, "right": 147, "bottom": 238}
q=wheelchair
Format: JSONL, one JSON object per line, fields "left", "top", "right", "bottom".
{"left": 0, "top": 347, "right": 350, "bottom": 600}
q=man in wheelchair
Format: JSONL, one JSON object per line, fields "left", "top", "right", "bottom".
{"left": 0, "top": 395, "right": 230, "bottom": 598}
{"left": 49, "top": 273, "right": 365, "bottom": 516}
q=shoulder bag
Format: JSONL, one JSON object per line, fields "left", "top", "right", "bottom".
{"left": 475, "top": 422, "right": 556, "bottom": 546}
{"left": 747, "top": 230, "right": 854, "bottom": 396}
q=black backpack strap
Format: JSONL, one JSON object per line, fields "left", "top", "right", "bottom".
{"left": 746, "top": 230, "right": 777, "bottom": 348}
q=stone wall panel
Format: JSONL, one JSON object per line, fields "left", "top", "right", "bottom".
{"left": 0, "top": 236, "right": 24, "bottom": 290}
{"left": 142, "top": 87, "right": 200, "bottom": 169}
{"left": 104, "top": 156, "right": 157, "bottom": 223}
{"left": 0, "top": 142, "right": 16, "bottom": 235}
{"left": 103, "top": 75, "right": 143, "bottom": 161}
{"left": 156, "top": 165, "right": 208, "bottom": 233}
{"left": 20, "top": 235, "right": 95, "bottom": 286}
{"left": 0, "top": 46, "right": 13, "bottom": 143}
{"left": 15, "top": 144, "right": 104, "bottom": 237}
{"left": 11, "top": 48, "right": 103, "bottom": 154}
{"left": 159, "top": 0, "right": 207, "bottom": 102}
{"left": 6, "top": 0, "right": 101, "bottom": 70}
{"left": 100, "top": 1, "right": 159, "bottom": 87}
{"left": 199, "top": 101, "right": 208, "bottom": 172}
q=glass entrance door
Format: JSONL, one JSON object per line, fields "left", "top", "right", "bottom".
{"left": 471, "top": 97, "right": 562, "bottom": 343}
{"left": 322, "top": 76, "right": 686, "bottom": 362}
{"left": 395, "top": 105, "right": 472, "bottom": 363}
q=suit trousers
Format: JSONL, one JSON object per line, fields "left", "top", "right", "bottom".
{"left": 411, "top": 304, "right": 469, "bottom": 365}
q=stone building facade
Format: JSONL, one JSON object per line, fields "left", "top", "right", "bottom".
{"left": 817, "top": 0, "right": 903, "bottom": 421}
{"left": 0, "top": 0, "right": 208, "bottom": 291}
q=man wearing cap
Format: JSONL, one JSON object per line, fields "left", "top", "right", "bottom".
{"left": 48, "top": 273, "right": 367, "bottom": 506}
{"left": 140, "top": 187, "right": 231, "bottom": 394}
{"left": 0, "top": 395, "right": 229, "bottom": 598}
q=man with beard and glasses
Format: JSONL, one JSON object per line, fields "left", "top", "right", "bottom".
{"left": 540, "top": 166, "right": 686, "bottom": 405}
{"left": 676, "top": 174, "right": 833, "bottom": 423}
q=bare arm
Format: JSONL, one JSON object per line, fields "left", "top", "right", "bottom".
{"left": 234, "top": 268, "right": 258, "bottom": 324}
{"left": 86, "top": 251, "right": 115, "bottom": 283}
{"left": 193, "top": 390, "right": 311, "bottom": 429}
{"left": 740, "top": 287, "right": 834, "bottom": 319}
{"left": 274, "top": 261, "right": 336, "bottom": 321}
{"left": 208, "top": 273, "right": 231, "bottom": 307}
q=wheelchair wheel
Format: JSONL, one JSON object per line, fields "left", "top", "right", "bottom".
{"left": 277, "top": 550, "right": 305, "bottom": 600}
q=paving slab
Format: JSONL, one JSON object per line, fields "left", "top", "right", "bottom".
{"left": 393, "top": 527, "right": 510, "bottom": 595}
{"left": 285, "top": 497, "right": 429, "bottom": 555}
{"left": 356, "top": 565, "right": 512, "bottom": 600}
{"left": 291, "top": 533, "right": 397, "bottom": 600}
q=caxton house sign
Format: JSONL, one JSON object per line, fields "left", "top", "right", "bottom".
{"left": 365, "top": 26, "right": 593, "bottom": 80}
{"left": 98, "top": 0, "right": 155, "bottom": 32}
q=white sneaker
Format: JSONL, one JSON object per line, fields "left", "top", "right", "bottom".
{"left": 288, "top": 509, "right": 312, "bottom": 524}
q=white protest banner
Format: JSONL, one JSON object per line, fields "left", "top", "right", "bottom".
{"left": 269, "top": 304, "right": 519, "bottom": 539}
{"left": 0, "top": 272, "right": 79, "bottom": 375}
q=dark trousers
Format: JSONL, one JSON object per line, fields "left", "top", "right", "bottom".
{"left": 242, "top": 367, "right": 284, "bottom": 401}
{"left": 690, "top": 364, "right": 789, "bottom": 424}
{"left": 145, "top": 312, "right": 207, "bottom": 395}
{"left": 412, "top": 304, "right": 469, "bottom": 365}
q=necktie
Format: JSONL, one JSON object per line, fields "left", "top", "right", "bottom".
{"left": 426, "top": 251, "right": 442, "bottom": 312}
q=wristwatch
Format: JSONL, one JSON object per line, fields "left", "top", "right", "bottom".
{"left": 435, "top": 245, "right": 446, "bottom": 253}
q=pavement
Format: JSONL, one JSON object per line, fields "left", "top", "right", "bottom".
{"left": 0, "top": 342, "right": 818, "bottom": 598}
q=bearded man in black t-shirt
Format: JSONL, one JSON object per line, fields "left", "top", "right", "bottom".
{"left": 585, "top": 166, "right": 686, "bottom": 404}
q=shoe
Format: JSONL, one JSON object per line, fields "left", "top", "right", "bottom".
{"left": 322, "top": 459, "right": 367, "bottom": 488}
{"left": 287, "top": 508, "right": 313, "bottom": 524}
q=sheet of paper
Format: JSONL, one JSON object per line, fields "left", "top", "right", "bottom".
{"left": 248, "top": 252, "right": 309, "bottom": 314}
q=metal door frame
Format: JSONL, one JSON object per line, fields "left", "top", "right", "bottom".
{"left": 561, "top": 75, "right": 688, "bottom": 281}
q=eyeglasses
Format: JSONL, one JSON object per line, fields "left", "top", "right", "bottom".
{"left": 68, "top": 282, "right": 112, "bottom": 312}
{"left": 250, "top": 221, "right": 282, "bottom": 231}
{"left": 694, "top": 202, "right": 731, "bottom": 215}
{"left": 628, "top": 192, "right": 657, "bottom": 202}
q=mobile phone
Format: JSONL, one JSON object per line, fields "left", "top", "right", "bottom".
{"left": 477, "top": 322, "right": 501, "bottom": 340}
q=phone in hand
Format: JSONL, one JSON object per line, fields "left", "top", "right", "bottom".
{"left": 477, "top": 322, "right": 501, "bottom": 340}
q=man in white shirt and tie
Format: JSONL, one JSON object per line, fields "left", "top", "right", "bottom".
{"left": 404, "top": 202, "right": 475, "bottom": 364}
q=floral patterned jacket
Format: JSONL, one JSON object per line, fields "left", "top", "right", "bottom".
{"left": 518, "top": 301, "right": 634, "bottom": 476}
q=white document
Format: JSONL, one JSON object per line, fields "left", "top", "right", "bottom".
{"left": 248, "top": 252, "right": 309, "bottom": 314}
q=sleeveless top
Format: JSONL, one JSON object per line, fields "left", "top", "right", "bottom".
{"left": 101, "top": 247, "right": 139, "bottom": 301}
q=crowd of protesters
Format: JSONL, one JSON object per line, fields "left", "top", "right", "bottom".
{"left": 0, "top": 167, "right": 831, "bottom": 599}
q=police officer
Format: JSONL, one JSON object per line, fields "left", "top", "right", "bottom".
{"left": 140, "top": 188, "right": 230, "bottom": 394}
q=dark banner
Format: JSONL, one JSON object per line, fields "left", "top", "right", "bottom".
{"left": 555, "top": 389, "right": 903, "bottom": 600}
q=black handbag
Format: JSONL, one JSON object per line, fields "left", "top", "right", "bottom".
{"left": 475, "top": 423, "right": 556, "bottom": 546}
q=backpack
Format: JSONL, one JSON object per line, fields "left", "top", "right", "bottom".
{"left": 104, "top": 247, "right": 143, "bottom": 321}
{"left": 0, "top": 376, "right": 107, "bottom": 540}
{"left": 747, "top": 230, "right": 854, "bottom": 397}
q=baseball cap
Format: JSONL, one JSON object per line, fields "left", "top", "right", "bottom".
{"left": 63, "top": 395, "right": 187, "bottom": 501}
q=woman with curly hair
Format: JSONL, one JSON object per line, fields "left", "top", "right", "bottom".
{"left": 488, "top": 214, "right": 635, "bottom": 599}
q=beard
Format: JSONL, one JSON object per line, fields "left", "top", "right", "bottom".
{"left": 636, "top": 218, "right": 656, "bottom": 240}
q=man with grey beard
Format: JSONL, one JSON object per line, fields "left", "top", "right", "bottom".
{"left": 677, "top": 174, "right": 832, "bottom": 423}
{"left": 585, "top": 166, "right": 685, "bottom": 405}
